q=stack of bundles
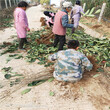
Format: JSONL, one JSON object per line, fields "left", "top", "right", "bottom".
{"left": 40, "top": 17, "right": 46, "bottom": 26}
{"left": 35, "top": 31, "right": 54, "bottom": 45}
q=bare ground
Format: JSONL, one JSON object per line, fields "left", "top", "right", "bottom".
{"left": 80, "top": 17, "right": 110, "bottom": 39}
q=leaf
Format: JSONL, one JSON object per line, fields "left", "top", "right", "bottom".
{"left": 89, "top": 7, "right": 95, "bottom": 15}
{"left": 84, "top": 9, "right": 90, "bottom": 16}
{"left": 81, "top": 12, "right": 85, "bottom": 16}
{"left": 72, "top": 33, "right": 79, "bottom": 37}
{"left": 10, "top": 81, "right": 15, "bottom": 87}
{"left": 15, "top": 54, "right": 23, "bottom": 59}
{"left": 15, "top": 78, "right": 21, "bottom": 83}
{"left": 4, "top": 73, "right": 23, "bottom": 79}
{"left": 38, "top": 61, "right": 45, "bottom": 65}
{"left": 49, "top": 91, "right": 55, "bottom": 96}
{"left": 97, "top": 68, "right": 104, "bottom": 72}
{"left": 21, "top": 88, "right": 31, "bottom": 95}
{"left": 9, "top": 54, "right": 18, "bottom": 57}
{"left": 28, "top": 79, "right": 47, "bottom": 86}
{"left": 4, "top": 74, "right": 12, "bottom": 79}
{"left": 2, "top": 67, "right": 12, "bottom": 73}
{"left": 93, "top": 74, "right": 100, "bottom": 78}
{"left": 95, "top": 9, "right": 101, "bottom": 14}
{"left": 48, "top": 77, "right": 54, "bottom": 82}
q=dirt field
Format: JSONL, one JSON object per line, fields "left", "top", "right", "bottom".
{"left": 80, "top": 17, "right": 110, "bottom": 39}
{"left": 0, "top": 5, "right": 110, "bottom": 110}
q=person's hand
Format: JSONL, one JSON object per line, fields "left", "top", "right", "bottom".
{"left": 26, "top": 28, "right": 30, "bottom": 31}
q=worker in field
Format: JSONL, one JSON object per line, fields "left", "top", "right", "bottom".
{"left": 43, "top": 11, "right": 56, "bottom": 27}
{"left": 70, "top": 0, "right": 84, "bottom": 33}
{"left": 52, "top": 1, "right": 74, "bottom": 51}
{"left": 48, "top": 40, "right": 93, "bottom": 83}
{"left": 14, "top": 1, "right": 30, "bottom": 51}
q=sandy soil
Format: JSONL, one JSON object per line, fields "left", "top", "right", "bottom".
{"left": 80, "top": 17, "right": 110, "bottom": 39}
{"left": 0, "top": 5, "right": 110, "bottom": 110}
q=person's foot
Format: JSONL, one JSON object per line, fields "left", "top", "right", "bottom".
{"left": 18, "top": 48, "right": 26, "bottom": 52}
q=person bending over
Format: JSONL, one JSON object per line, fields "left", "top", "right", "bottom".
{"left": 43, "top": 11, "right": 55, "bottom": 27}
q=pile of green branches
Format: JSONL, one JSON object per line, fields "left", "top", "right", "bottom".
{"left": 67, "top": 28, "right": 110, "bottom": 68}
{"left": 0, "top": 27, "right": 109, "bottom": 69}
{"left": 0, "top": 28, "right": 57, "bottom": 67}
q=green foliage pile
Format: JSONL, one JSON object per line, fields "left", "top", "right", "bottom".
{"left": 25, "top": 28, "right": 57, "bottom": 66}
{"left": 0, "top": 28, "right": 57, "bottom": 67}
{"left": 67, "top": 29, "right": 110, "bottom": 68}
{"left": 0, "top": 27, "right": 109, "bottom": 68}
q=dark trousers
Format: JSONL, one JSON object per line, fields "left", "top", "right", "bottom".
{"left": 19, "top": 38, "right": 27, "bottom": 49}
{"left": 54, "top": 34, "right": 66, "bottom": 51}
{"left": 71, "top": 18, "right": 75, "bottom": 33}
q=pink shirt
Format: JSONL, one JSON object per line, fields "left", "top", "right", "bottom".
{"left": 52, "top": 11, "right": 67, "bottom": 35}
{"left": 14, "top": 7, "right": 29, "bottom": 38}
{"left": 70, "top": 5, "right": 84, "bottom": 19}
{"left": 70, "top": 5, "right": 84, "bottom": 28}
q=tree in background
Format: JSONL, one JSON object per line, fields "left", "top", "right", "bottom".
{"left": 104, "top": 0, "right": 110, "bottom": 18}
{"left": 69, "top": 0, "right": 110, "bottom": 18}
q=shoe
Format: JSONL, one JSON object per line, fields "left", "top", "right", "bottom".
{"left": 18, "top": 48, "right": 26, "bottom": 52}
